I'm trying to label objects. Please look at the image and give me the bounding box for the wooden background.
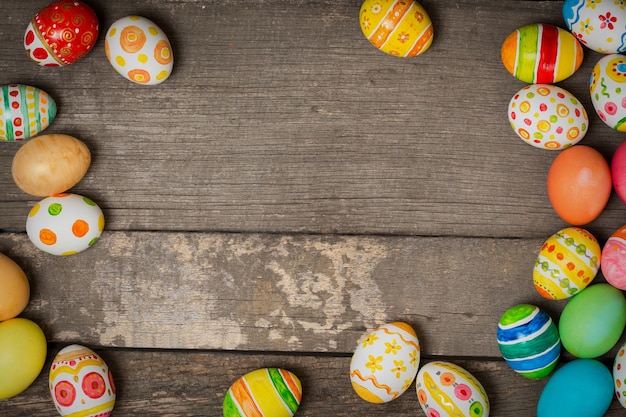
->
[1,0,626,415]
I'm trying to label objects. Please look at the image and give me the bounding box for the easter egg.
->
[12,134,91,197]
[563,0,626,53]
[24,0,99,67]
[559,283,626,358]
[359,0,434,57]
[0,253,30,321]
[590,53,626,130]
[49,345,116,417]
[497,304,560,379]
[105,16,174,85]
[416,361,490,417]
[0,84,57,141]
[0,318,47,399]
[614,341,626,408]
[537,359,613,417]
[613,140,626,205]
[508,84,588,150]
[533,227,600,300]
[223,368,302,417]
[501,23,583,84]
[26,193,104,256]
[349,321,420,403]
[602,224,626,290]
[546,145,611,226]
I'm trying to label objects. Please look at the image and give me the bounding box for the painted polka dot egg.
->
[0,84,56,141]
[501,23,583,84]
[24,0,99,67]
[416,361,490,417]
[497,304,560,379]
[563,0,626,54]
[105,16,174,85]
[508,84,588,150]
[350,321,420,403]
[359,0,434,57]
[533,227,600,300]
[223,368,302,417]
[26,193,104,256]
[49,344,115,417]
[590,53,626,131]
[613,341,626,408]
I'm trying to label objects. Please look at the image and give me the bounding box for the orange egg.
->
[547,145,611,225]
[0,253,30,321]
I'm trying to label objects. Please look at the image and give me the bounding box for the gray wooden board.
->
[1,0,626,239]
[1,348,624,416]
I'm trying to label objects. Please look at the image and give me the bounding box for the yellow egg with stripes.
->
[223,368,302,417]
[350,322,420,403]
[359,0,434,57]
[533,227,601,300]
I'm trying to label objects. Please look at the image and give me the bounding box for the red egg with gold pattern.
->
[24,0,99,67]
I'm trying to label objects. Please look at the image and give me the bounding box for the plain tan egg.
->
[0,253,29,321]
[11,134,91,196]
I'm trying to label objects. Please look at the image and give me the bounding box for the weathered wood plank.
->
[1,1,625,238]
[3,230,619,358]
[0,348,624,416]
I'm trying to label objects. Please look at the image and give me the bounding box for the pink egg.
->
[602,225,626,290]
[612,140,626,205]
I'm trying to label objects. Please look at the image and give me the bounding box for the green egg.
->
[559,283,626,358]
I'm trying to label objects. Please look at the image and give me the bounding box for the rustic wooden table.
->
[2,0,626,415]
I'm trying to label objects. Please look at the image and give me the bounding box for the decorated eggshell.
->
[559,283,626,358]
[613,140,626,205]
[416,361,489,417]
[508,84,588,150]
[546,145,612,226]
[0,84,56,141]
[501,23,583,84]
[602,224,626,290]
[350,322,420,403]
[533,227,600,300]
[24,0,99,67]
[614,341,626,408]
[563,0,626,54]
[26,193,104,256]
[223,368,302,417]
[590,53,626,130]
[359,0,434,57]
[105,16,174,85]
[538,359,613,417]
[49,344,115,417]
[497,304,560,379]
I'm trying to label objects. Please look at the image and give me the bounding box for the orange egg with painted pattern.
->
[105,16,173,85]
[359,0,434,57]
[26,193,104,256]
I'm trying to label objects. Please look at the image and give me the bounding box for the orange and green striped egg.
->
[501,23,583,84]
[223,368,302,417]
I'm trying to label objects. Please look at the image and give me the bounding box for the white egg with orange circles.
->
[105,16,174,85]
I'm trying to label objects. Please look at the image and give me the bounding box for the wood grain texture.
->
[1,0,625,239]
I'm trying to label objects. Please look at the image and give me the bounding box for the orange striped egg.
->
[359,0,434,57]
[350,322,420,403]
[26,193,104,256]
[533,227,601,300]
[223,368,302,417]
[501,23,583,84]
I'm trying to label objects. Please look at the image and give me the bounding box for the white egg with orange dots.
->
[359,0,433,57]
[105,16,174,85]
[49,344,116,417]
[26,193,104,256]
[0,253,30,321]
[350,321,420,403]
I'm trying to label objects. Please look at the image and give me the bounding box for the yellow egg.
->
[0,318,47,399]
[0,253,29,321]
[11,134,91,197]
[359,0,434,57]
